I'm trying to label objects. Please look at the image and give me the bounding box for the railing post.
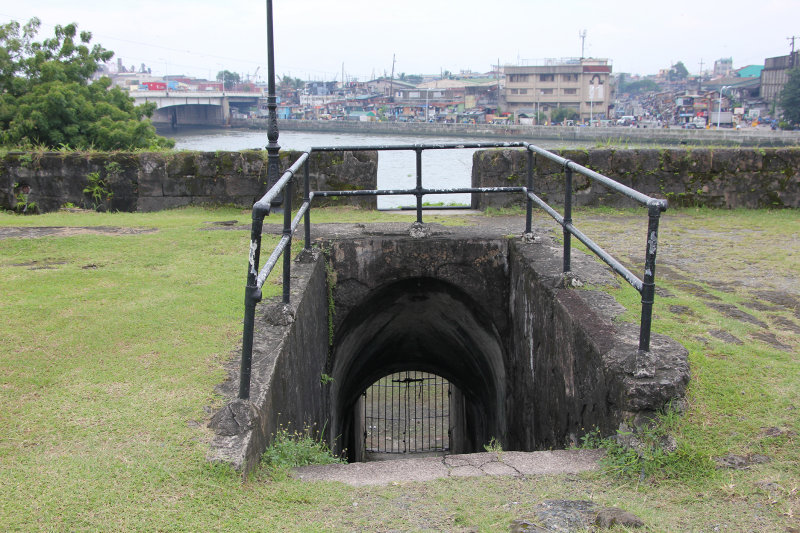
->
[415,148,423,224]
[525,149,534,233]
[239,211,265,400]
[303,157,311,250]
[638,202,665,353]
[282,177,293,304]
[563,163,573,273]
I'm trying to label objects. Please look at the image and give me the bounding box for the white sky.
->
[3,0,799,82]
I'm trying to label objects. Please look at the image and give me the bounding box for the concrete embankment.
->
[230,118,800,147]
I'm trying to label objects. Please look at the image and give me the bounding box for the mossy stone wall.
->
[1,150,377,213]
[472,147,800,209]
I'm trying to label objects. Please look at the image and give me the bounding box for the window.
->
[563,88,577,95]
[519,89,528,94]
[540,88,553,95]
[509,74,529,82]
[539,74,555,82]
[562,74,579,82]
[511,89,519,95]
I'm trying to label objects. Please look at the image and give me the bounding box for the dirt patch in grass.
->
[0,226,158,240]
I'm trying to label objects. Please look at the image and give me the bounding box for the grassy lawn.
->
[0,206,798,531]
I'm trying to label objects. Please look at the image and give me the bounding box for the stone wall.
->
[1,150,377,213]
[472,147,800,209]
[506,236,689,450]
[5,147,798,214]
[208,252,330,474]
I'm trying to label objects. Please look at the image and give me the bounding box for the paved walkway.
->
[292,449,603,486]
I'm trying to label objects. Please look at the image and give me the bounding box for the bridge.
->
[130,91,262,127]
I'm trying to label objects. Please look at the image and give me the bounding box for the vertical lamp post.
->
[425,87,430,122]
[265,0,281,207]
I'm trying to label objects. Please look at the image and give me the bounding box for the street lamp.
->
[425,87,431,122]
[717,85,730,128]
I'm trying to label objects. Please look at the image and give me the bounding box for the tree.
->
[668,61,688,81]
[280,75,304,90]
[623,79,660,95]
[550,107,579,124]
[216,70,240,90]
[0,18,173,150]
[779,67,800,125]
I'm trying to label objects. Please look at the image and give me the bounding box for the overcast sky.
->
[3,0,799,82]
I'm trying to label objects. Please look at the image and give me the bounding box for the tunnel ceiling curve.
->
[331,277,506,418]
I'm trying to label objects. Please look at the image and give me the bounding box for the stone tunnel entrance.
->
[329,276,506,462]
[208,224,689,473]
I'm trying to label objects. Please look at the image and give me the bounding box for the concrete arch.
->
[329,277,506,461]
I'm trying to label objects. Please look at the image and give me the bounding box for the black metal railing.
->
[238,141,667,399]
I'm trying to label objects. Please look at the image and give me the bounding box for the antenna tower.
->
[579,30,587,59]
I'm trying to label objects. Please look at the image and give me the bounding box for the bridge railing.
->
[238,142,667,399]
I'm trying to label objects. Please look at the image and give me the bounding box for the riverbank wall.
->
[231,118,800,148]
[2,147,798,213]
[1,150,376,214]
[471,147,800,210]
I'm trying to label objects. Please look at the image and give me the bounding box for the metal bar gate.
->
[363,371,450,455]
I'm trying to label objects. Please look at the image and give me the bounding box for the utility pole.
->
[579,29,587,59]
[698,58,704,77]
[789,36,798,67]
[389,53,396,103]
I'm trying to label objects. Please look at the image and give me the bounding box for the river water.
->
[165,127,585,209]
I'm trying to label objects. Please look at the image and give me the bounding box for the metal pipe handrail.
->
[254,151,309,215]
[524,143,667,210]
[238,141,668,399]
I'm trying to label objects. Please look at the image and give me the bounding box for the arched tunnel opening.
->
[329,277,507,463]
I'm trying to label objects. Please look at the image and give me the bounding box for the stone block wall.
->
[472,147,800,209]
[1,150,377,213]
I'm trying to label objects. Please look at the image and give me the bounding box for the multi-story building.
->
[501,58,612,122]
[714,58,733,78]
[760,51,799,104]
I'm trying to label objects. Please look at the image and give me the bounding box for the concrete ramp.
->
[292,449,604,486]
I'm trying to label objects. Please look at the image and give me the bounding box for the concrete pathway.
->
[292,449,603,486]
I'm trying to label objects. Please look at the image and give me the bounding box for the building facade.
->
[501,58,612,122]
[760,51,799,104]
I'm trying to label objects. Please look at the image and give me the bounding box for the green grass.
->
[1,205,799,531]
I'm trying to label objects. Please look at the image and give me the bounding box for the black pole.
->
[563,164,573,273]
[415,148,423,223]
[265,0,281,207]
[282,178,292,304]
[303,158,311,250]
[638,202,664,353]
[525,149,534,233]
[239,211,265,399]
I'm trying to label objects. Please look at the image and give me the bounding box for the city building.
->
[501,58,612,123]
[760,51,799,104]
[713,57,733,78]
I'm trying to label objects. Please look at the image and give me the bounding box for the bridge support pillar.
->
[221,97,230,126]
